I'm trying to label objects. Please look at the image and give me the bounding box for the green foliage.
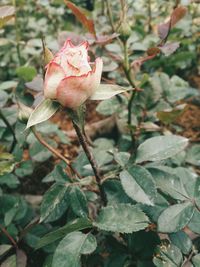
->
[120,165,157,205]
[153,242,183,267]
[136,135,189,163]
[94,204,149,233]
[52,231,97,267]
[40,183,70,222]
[36,218,92,249]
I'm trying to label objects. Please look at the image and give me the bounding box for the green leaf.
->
[16,66,37,82]
[36,218,92,249]
[80,233,97,254]
[153,242,183,267]
[69,186,88,217]
[158,202,194,233]
[94,204,149,233]
[0,81,17,90]
[136,135,188,163]
[186,144,200,167]
[52,232,96,267]
[169,231,192,255]
[102,180,133,204]
[114,152,130,167]
[30,140,52,162]
[90,84,132,100]
[0,152,14,176]
[188,209,200,234]
[96,97,122,116]
[192,254,200,267]
[15,160,33,178]
[0,161,15,176]
[42,164,69,183]
[120,166,157,205]
[1,254,16,267]
[0,245,12,256]
[26,99,60,128]
[0,91,8,108]
[40,183,69,222]
[0,173,20,189]
[148,167,189,200]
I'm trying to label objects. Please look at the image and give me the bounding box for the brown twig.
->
[0,224,18,248]
[31,127,82,180]
[72,120,107,206]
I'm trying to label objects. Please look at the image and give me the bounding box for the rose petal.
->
[56,57,103,109]
[44,62,65,99]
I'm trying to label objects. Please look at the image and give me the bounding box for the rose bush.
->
[44,39,103,109]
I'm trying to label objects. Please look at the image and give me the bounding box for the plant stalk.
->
[72,120,106,206]
[31,127,82,180]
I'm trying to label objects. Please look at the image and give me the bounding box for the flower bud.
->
[44,39,103,109]
[117,21,132,42]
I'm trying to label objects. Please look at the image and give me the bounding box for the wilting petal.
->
[44,62,65,99]
[56,57,103,109]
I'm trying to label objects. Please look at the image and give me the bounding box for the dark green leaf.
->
[52,231,96,267]
[169,231,192,254]
[188,209,200,234]
[148,167,189,200]
[69,186,88,217]
[153,242,183,267]
[186,145,200,167]
[158,202,194,233]
[94,204,149,233]
[120,166,157,205]
[192,254,200,267]
[36,218,92,249]
[40,183,69,222]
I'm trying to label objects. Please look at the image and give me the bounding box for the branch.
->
[31,127,82,180]
[72,120,107,206]
[0,224,18,249]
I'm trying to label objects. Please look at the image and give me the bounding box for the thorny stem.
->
[0,111,17,152]
[72,120,107,206]
[31,127,82,180]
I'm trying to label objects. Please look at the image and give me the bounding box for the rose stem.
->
[31,127,82,180]
[72,120,107,206]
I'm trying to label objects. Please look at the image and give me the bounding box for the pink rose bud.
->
[44,39,103,109]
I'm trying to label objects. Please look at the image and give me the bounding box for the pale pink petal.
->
[44,62,65,99]
[56,58,103,109]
